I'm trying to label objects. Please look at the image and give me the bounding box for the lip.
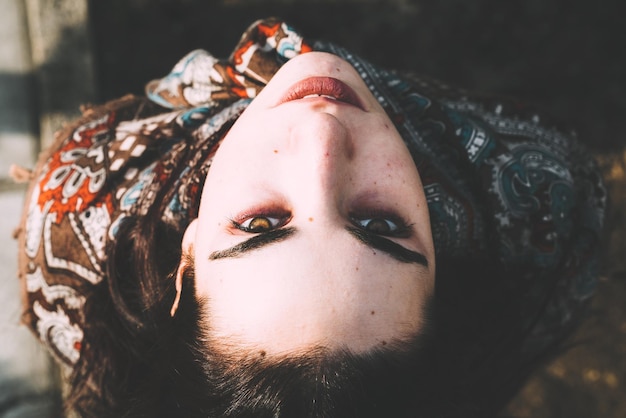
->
[276,77,365,110]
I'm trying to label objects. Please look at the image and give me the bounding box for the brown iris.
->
[364,218,392,234]
[247,217,272,232]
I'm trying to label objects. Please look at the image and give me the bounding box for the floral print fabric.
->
[17,18,605,368]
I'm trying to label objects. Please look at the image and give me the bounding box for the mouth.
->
[277,77,365,110]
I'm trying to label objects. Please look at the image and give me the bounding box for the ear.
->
[171,219,197,317]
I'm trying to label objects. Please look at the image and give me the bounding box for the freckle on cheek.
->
[371,310,375,315]
[381,340,387,346]
[273,149,278,154]
[308,217,314,222]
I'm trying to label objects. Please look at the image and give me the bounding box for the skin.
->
[177,52,435,357]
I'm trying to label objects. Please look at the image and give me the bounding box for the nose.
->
[287,111,355,195]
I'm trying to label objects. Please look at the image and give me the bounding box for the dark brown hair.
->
[60,107,586,418]
[63,204,574,417]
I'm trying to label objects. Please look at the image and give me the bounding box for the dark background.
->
[88,1,625,416]
[90,0,625,153]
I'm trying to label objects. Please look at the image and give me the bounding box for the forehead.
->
[200,294,435,362]
[193,231,429,356]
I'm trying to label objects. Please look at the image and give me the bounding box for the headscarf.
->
[16,18,606,368]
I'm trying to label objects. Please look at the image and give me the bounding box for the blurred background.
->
[1,0,624,416]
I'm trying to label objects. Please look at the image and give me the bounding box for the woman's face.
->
[182,52,435,357]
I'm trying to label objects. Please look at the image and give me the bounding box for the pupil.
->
[250,217,271,231]
[366,218,390,233]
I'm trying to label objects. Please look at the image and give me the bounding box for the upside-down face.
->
[180,52,435,357]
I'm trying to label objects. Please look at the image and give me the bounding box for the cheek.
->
[359,151,422,194]
[354,123,417,179]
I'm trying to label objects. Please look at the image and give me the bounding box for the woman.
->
[16,18,606,417]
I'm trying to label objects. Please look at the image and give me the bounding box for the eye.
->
[233,215,286,233]
[351,214,411,237]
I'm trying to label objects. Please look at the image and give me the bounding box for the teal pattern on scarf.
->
[18,18,605,368]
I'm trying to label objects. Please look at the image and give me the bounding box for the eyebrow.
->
[345,225,428,267]
[209,225,428,267]
[209,227,297,260]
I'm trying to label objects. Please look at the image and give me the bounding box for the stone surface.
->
[24,0,96,148]
[0,0,37,179]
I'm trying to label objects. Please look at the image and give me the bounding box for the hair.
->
[60,108,589,418]
[62,203,578,417]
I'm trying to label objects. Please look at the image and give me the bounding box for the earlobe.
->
[170,263,185,317]
[171,219,197,317]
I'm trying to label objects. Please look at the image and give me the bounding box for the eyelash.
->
[232,215,288,233]
[230,207,292,233]
[230,209,412,237]
[349,209,412,238]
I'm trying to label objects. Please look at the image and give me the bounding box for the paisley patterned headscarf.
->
[16,18,605,368]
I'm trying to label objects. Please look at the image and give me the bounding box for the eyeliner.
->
[346,225,428,266]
